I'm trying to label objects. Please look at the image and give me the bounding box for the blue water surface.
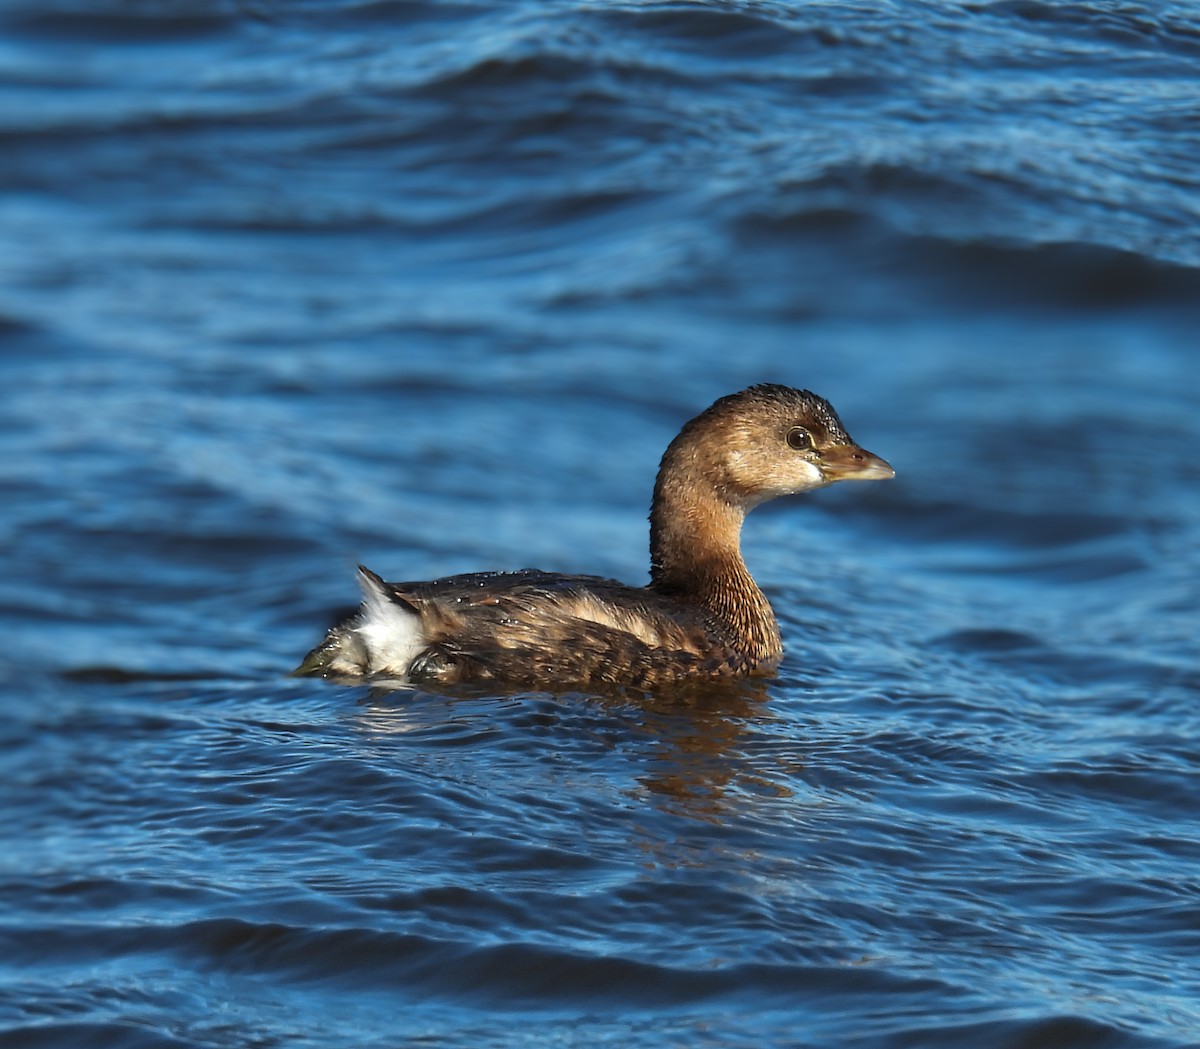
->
[1,2,1198,1047]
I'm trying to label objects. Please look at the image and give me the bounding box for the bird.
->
[297,384,893,689]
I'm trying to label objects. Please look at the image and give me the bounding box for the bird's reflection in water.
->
[350,675,795,825]
[610,677,794,822]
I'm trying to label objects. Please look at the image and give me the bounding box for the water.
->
[2,1,1199,1046]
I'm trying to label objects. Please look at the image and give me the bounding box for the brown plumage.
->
[297,384,893,689]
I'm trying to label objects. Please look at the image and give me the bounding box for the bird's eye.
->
[786,426,813,451]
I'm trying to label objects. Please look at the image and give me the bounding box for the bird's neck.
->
[648,470,782,668]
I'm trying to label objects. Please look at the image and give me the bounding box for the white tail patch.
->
[352,567,425,676]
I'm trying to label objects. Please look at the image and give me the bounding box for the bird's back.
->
[298,567,760,688]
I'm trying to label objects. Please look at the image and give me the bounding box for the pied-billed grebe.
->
[298,384,893,688]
